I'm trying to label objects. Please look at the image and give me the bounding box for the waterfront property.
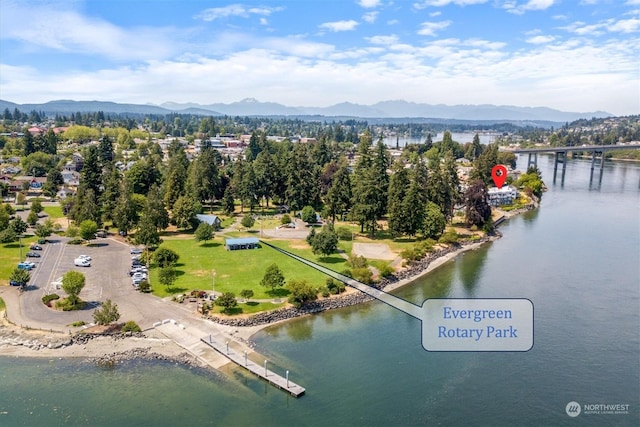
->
[488,186,518,206]
[225,237,260,250]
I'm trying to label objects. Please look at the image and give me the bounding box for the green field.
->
[43,205,64,219]
[149,236,350,298]
[0,235,37,285]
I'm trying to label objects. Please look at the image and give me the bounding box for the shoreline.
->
[0,209,527,363]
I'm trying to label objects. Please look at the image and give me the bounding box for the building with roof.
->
[225,237,260,250]
[488,186,518,206]
[196,214,222,230]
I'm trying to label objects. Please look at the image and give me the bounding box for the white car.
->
[51,277,63,290]
[78,255,92,261]
[74,258,91,267]
[130,247,143,254]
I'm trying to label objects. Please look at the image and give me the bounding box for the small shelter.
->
[225,237,259,250]
[196,214,222,230]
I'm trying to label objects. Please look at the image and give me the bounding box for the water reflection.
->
[284,317,313,341]
[458,246,490,297]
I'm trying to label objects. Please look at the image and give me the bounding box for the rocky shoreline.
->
[207,232,501,328]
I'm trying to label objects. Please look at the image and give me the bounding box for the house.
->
[225,237,260,250]
[57,187,75,199]
[61,170,80,187]
[196,214,222,230]
[488,186,518,206]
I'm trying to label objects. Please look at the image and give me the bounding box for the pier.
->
[201,335,306,398]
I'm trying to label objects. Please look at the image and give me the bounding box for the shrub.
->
[281,214,291,225]
[438,229,459,244]
[352,267,373,284]
[121,321,141,333]
[321,287,330,298]
[340,268,353,278]
[56,298,76,311]
[347,254,368,269]
[42,294,60,306]
[335,227,352,241]
[71,321,86,327]
[378,264,394,278]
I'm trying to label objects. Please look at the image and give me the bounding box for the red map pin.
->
[491,165,508,188]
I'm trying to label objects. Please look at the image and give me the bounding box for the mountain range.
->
[0,98,612,123]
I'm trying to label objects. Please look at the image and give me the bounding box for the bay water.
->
[1,155,638,426]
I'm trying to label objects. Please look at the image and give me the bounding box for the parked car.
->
[78,255,92,261]
[74,258,91,267]
[30,244,42,251]
[9,280,23,286]
[17,262,33,270]
[130,247,143,254]
[51,277,63,290]
[95,230,108,238]
[37,238,47,244]
[26,251,41,258]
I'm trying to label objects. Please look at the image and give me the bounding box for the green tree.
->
[239,289,254,300]
[422,201,447,239]
[113,180,139,234]
[135,216,161,248]
[387,161,410,237]
[325,162,352,221]
[62,270,85,306]
[92,299,120,325]
[240,214,255,229]
[194,221,215,244]
[30,199,43,215]
[311,225,338,258]
[34,223,52,241]
[285,143,321,211]
[464,180,492,228]
[153,247,180,268]
[79,219,98,242]
[222,187,235,215]
[260,263,285,291]
[10,268,30,286]
[144,184,169,231]
[171,195,201,230]
[0,228,17,243]
[26,210,39,226]
[301,205,316,224]
[286,280,317,308]
[163,146,189,210]
[9,216,28,235]
[186,146,220,205]
[158,265,177,289]
[22,152,56,176]
[42,168,64,198]
[215,292,238,314]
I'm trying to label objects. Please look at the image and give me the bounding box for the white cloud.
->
[357,0,382,7]
[503,0,557,15]
[366,35,400,45]
[195,4,282,21]
[417,21,452,36]
[363,11,379,23]
[609,18,640,33]
[413,0,488,8]
[0,1,176,61]
[561,17,640,36]
[526,35,555,44]
[319,20,359,32]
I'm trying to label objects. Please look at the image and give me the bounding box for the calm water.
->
[1,155,638,426]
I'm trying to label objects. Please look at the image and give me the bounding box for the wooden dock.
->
[201,335,306,398]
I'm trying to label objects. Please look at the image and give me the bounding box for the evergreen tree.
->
[145,184,170,231]
[464,180,492,228]
[325,163,352,222]
[285,144,320,211]
[387,161,410,237]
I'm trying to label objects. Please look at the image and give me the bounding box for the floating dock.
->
[201,335,305,398]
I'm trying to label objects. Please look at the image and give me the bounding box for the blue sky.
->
[1,0,638,115]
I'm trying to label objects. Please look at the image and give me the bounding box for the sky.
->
[0,0,639,115]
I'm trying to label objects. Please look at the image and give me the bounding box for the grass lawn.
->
[0,297,5,311]
[0,235,38,285]
[43,205,64,219]
[149,236,348,298]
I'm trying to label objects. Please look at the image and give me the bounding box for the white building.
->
[488,185,518,206]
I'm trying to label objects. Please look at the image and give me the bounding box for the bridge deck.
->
[513,144,640,154]
[201,335,306,398]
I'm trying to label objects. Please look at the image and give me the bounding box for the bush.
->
[340,268,353,278]
[347,254,368,269]
[71,321,86,327]
[321,287,330,298]
[121,321,141,333]
[281,214,291,225]
[438,229,459,244]
[42,294,60,306]
[378,264,394,278]
[352,267,373,284]
[56,298,76,311]
[335,227,352,241]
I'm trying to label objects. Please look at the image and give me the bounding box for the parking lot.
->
[18,235,137,326]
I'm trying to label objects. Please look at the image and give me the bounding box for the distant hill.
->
[0,98,612,123]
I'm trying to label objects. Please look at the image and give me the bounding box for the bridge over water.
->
[512,144,640,183]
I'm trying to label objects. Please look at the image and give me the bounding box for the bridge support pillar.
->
[527,153,538,169]
[553,151,567,184]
